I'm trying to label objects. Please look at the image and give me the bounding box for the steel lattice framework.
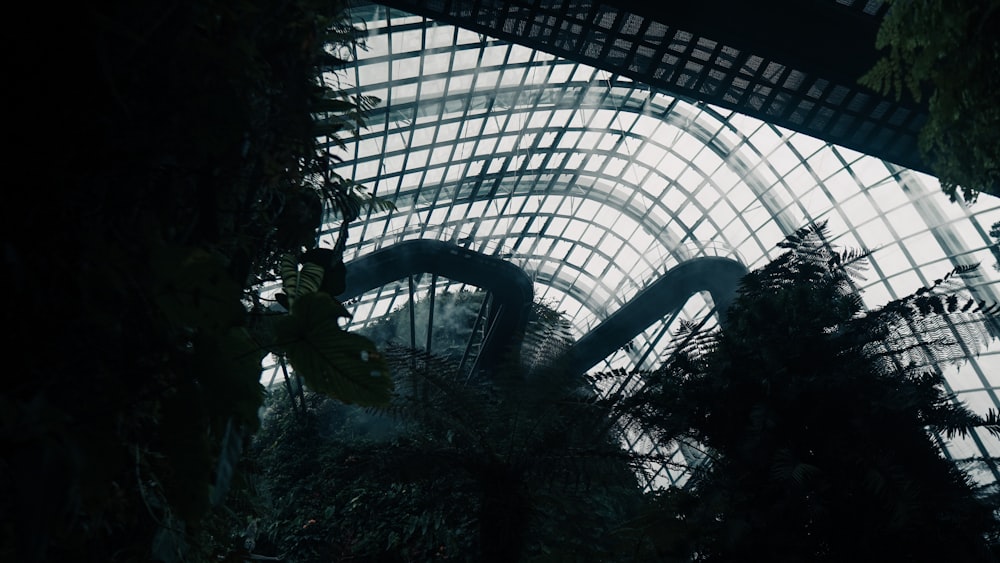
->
[372,0,929,174]
[260,3,1000,488]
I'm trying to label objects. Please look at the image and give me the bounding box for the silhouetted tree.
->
[2,1,388,560]
[236,301,649,562]
[618,222,1000,561]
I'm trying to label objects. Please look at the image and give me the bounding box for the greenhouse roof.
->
[264,2,1000,488]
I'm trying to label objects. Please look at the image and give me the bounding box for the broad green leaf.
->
[195,328,266,431]
[273,292,392,406]
[151,246,244,332]
[280,254,325,305]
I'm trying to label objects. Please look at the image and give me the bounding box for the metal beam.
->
[367,0,928,174]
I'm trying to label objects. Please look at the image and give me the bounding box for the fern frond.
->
[777,221,829,250]
[977,409,1000,439]
[521,309,575,379]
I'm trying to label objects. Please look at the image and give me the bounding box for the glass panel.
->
[328,7,1000,490]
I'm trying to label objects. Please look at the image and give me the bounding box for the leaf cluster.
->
[861,0,1000,201]
[2,0,384,561]
[612,222,1000,561]
[366,326,646,561]
[233,300,651,562]
[217,391,477,562]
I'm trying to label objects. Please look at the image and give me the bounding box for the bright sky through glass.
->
[261,4,1000,488]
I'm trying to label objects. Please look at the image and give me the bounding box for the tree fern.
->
[609,223,1000,561]
[321,308,647,561]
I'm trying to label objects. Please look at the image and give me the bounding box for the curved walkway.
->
[342,240,747,376]
[566,256,748,375]
[340,239,535,368]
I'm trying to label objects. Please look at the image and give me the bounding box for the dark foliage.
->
[2,1,383,560]
[231,301,651,562]
[616,222,1000,561]
[863,0,1000,201]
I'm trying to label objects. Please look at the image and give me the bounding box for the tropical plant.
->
[233,299,651,562]
[220,386,479,562]
[861,0,1000,202]
[2,1,391,561]
[612,222,1000,561]
[991,221,1000,271]
[266,252,392,407]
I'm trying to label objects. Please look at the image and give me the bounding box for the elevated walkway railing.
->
[348,224,743,332]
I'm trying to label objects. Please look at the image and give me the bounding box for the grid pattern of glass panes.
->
[257,4,1000,488]
[374,0,928,174]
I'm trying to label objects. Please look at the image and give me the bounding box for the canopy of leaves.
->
[224,303,652,562]
[862,0,1000,201]
[617,223,1000,561]
[2,0,381,560]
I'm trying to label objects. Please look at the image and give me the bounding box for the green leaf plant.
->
[861,0,1000,202]
[268,254,392,406]
[2,0,393,560]
[611,222,1000,561]
[229,298,648,562]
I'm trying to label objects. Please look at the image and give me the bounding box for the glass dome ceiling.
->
[265,4,1000,488]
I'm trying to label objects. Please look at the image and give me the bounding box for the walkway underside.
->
[567,256,747,374]
[340,239,535,370]
[342,241,746,376]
